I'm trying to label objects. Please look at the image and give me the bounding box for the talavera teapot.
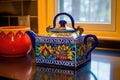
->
[26,12,98,68]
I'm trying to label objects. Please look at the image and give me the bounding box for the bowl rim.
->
[0,26,30,30]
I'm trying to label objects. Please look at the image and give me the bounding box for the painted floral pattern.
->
[77,41,92,57]
[38,44,53,58]
[78,44,86,56]
[55,45,73,60]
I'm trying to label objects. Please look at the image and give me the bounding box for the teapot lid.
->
[46,13,84,35]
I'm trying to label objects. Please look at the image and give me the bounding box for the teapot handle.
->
[53,12,77,31]
[26,30,37,49]
[52,12,77,31]
[84,34,98,58]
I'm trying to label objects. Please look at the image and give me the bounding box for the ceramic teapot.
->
[26,13,98,68]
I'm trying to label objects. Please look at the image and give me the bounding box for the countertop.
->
[0,49,120,80]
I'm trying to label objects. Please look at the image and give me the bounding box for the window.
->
[56,0,115,31]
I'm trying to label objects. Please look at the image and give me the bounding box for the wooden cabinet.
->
[0,0,38,33]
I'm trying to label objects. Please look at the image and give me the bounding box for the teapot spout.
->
[26,30,37,49]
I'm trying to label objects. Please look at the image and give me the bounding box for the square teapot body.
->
[35,35,94,69]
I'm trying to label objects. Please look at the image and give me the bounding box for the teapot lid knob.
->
[59,20,67,28]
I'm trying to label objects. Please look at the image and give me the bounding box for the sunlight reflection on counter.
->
[90,60,110,80]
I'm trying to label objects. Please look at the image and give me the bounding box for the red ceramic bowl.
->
[0,26,32,57]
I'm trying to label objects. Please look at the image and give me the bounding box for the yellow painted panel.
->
[38,0,47,35]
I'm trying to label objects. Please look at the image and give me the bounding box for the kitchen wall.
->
[0,0,38,33]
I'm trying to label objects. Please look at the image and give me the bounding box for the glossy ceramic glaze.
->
[0,26,32,57]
